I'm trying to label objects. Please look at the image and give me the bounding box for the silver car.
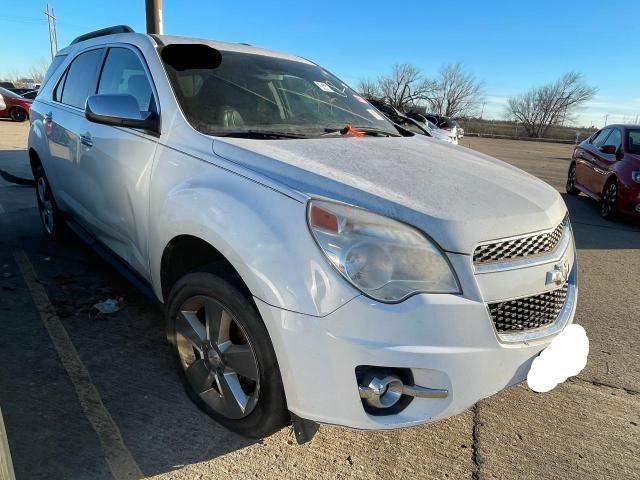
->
[28,27,584,443]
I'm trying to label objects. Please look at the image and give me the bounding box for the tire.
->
[600,179,618,220]
[566,163,580,195]
[166,269,289,438]
[34,164,66,240]
[10,107,27,122]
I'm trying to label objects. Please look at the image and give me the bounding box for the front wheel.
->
[166,270,289,438]
[566,163,580,195]
[600,180,618,220]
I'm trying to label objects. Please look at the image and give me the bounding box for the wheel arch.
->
[9,106,28,121]
[28,147,42,176]
[160,234,252,302]
[604,172,618,188]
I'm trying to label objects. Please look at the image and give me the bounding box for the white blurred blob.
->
[527,324,589,393]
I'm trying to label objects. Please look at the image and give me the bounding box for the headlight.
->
[632,171,640,184]
[307,200,461,302]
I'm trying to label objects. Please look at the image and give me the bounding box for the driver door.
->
[592,127,622,195]
[77,45,160,277]
[577,128,611,194]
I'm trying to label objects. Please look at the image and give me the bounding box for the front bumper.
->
[619,181,640,217]
[255,260,577,430]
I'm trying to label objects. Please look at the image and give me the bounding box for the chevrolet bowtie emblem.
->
[546,261,570,286]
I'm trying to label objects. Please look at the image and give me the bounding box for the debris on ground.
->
[91,297,124,315]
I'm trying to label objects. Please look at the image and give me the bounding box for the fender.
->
[148,144,359,317]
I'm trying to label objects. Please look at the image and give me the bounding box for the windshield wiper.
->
[321,126,401,137]
[215,130,310,139]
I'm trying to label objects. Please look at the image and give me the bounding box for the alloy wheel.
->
[601,182,617,218]
[10,108,26,122]
[175,295,260,420]
[37,177,55,235]
[567,165,576,191]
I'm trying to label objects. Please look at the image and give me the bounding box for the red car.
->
[567,124,640,219]
[0,86,32,122]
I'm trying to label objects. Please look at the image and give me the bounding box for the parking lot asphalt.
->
[0,120,638,480]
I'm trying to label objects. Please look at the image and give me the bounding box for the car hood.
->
[212,135,566,254]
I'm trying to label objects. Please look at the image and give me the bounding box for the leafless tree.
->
[27,60,50,84]
[373,64,434,111]
[506,72,597,138]
[356,78,381,101]
[426,63,484,118]
[3,60,50,88]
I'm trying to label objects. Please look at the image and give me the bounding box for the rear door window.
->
[628,130,640,154]
[41,54,68,89]
[60,48,104,109]
[97,47,156,113]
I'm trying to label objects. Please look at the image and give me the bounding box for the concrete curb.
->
[0,407,16,480]
[464,132,577,145]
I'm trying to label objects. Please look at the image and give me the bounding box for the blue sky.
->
[1,0,638,127]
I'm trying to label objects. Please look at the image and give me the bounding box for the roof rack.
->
[71,25,134,45]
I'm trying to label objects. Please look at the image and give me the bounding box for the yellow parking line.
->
[0,407,16,480]
[13,251,143,480]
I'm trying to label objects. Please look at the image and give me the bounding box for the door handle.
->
[80,134,93,148]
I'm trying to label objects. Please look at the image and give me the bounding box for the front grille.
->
[488,284,569,332]
[473,216,568,265]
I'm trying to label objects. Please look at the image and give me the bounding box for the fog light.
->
[359,372,404,409]
[357,366,449,415]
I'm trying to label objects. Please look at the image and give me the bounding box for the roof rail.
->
[71,25,134,45]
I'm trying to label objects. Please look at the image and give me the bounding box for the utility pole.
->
[145,0,163,34]
[44,4,58,60]
[480,102,485,120]
[603,114,609,127]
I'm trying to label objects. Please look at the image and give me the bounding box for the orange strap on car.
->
[341,124,365,137]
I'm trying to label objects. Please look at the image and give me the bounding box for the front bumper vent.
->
[488,284,569,332]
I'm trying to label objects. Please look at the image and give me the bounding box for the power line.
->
[44,4,58,61]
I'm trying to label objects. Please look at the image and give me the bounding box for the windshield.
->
[628,129,640,154]
[163,48,397,138]
[0,86,21,100]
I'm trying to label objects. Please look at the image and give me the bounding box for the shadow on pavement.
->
[0,150,32,182]
[0,191,258,479]
[561,193,640,251]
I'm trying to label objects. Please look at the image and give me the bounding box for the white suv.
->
[28,27,580,442]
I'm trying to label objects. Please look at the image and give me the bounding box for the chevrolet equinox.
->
[28,26,583,442]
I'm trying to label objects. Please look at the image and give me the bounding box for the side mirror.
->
[599,145,617,155]
[85,94,159,132]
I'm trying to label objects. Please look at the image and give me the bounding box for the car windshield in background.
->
[162,48,398,138]
[0,86,22,99]
[628,129,640,154]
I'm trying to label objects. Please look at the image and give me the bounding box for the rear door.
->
[75,45,160,277]
[46,47,105,216]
